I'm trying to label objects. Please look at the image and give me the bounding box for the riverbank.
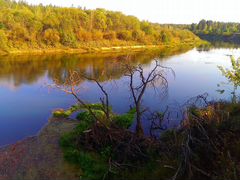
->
[0,41,205,56]
[197,33,240,45]
[0,101,240,180]
[0,45,157,56]
[60,102,240,180]
[0,118,80,180]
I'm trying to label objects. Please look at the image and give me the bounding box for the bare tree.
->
[81,75,111,121]
[124,60,171,136]
[48,71,111,125]
[49,60,171,137]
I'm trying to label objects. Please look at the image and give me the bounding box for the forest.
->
[188,19,240,44]
[190,19,240,35]
[0,0,201,53]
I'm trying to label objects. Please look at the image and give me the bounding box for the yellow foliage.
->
[43,29,60,45]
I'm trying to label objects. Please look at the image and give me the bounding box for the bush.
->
[0,30,8,51]
[117,30,132,41]
[77,29,92,42]
[60,30,77,47]
[91,30,103,41]
[161,31,170,43]
[103,31,116,40]
[113,108,136,128]
[43,28,60,45]
[132,30,145,41]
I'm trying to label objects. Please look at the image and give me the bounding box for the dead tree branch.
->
[124,60,173,136]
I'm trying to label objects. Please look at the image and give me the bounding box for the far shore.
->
[0,43,201,56]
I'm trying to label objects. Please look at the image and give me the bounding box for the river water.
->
[0,47,240,146]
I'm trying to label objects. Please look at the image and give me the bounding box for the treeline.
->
[0,0,200,52]
[190,19,240,35]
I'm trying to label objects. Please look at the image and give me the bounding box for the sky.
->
[22,0,240,24]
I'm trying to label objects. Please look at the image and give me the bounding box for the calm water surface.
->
[0,47,240,146]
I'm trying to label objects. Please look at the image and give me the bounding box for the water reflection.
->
[1,45,238,146]
[0,46,193,88]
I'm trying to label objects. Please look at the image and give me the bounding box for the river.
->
[0,46,240,146]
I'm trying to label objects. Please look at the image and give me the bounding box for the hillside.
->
[0,0,201,54]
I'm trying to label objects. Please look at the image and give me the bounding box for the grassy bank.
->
[57,101,240,180]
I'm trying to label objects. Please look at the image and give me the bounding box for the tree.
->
[161,31,170,43]
[91,30,103,41]
[141,21,153,35]
[103,31,116,40]
[132,29,145,42]
[43,28,60,45]
[218,56,240,103]
[77,29,92,41]
[124,60,169,136]
[0,0,199,50]
[117,30,132,41]
[0,29,8,51]
[49,71,111,124]
[198,19,207,32]
[93,9,107,31]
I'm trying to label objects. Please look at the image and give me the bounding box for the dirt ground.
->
[0,118,81,180]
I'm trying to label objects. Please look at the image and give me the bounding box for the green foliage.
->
[58,102,240,179]
[53,109,72,118]
[59,105,149,179]
[190,19,240,35]
[218,56,240,87]
[60,107,109,180]
[78,103,109,112]
[100,146,112,159]
[161,31,170,43]
[52,104,81,118]
[0,29,8,51]
[52,103,106,119]
[218,56,240,103]
[0,0,200,52]
[64,149,108,180]
[43,28,60,45]
[113,108,136,128]
[0,22,5,29]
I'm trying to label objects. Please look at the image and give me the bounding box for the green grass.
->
[59,102,240,180]
[113,108,136,128]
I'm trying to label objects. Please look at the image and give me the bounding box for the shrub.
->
[103,31,116,40]
[132,30,145,41]
[60,30,77,47]
[43,28,60,45]
[91,30,103,41]
[0,30,8,51]
[77,29,92,42]
[113,108,136,128]
[117,30,132,41]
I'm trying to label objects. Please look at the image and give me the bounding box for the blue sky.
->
[22,0,240,24]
